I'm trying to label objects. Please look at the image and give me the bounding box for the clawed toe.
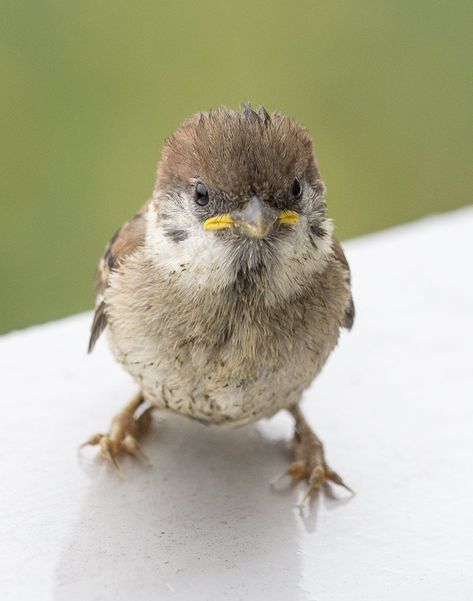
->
[296,464,353,507]
[80,394,153,475]
[82,431,151,473]
[80,431,150,475]
[121,433,152,466]
[272,458,353,506]
[270,460,305,487]
[324,467,354,494]
[272,405,354,506]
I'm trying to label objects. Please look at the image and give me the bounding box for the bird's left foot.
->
[272,405,353,506]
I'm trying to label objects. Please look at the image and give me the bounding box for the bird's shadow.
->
[55,413,348,601]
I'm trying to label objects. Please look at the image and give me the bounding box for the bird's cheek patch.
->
[163,229,189,243]
[203,215,234,231]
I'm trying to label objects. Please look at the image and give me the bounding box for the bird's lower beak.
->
[232,196,279,239]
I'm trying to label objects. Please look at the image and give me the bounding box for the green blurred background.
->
[1,1,471,334]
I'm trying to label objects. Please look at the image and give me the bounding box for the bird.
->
[83,104,355,503]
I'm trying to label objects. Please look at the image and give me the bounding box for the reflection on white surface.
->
[1,208,472,600]
[58,416,308,600]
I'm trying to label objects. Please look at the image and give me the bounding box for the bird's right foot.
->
[80,392,153,475]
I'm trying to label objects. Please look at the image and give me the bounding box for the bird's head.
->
[146,105,334,297]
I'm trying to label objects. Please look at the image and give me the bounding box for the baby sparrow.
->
[84,104,355,502]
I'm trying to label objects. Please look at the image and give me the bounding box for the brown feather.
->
[88,300,107,353]
[88,202,149,352]
[331,237,355,329]
[156,106,320,203]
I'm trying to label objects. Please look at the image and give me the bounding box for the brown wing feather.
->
[332,237,355,330]
[88,202,149,352]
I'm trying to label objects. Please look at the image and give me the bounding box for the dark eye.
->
[292,178,302,199]
[195,182,209,206]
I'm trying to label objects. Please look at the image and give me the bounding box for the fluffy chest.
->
[130,350,313,427]
[108,320,333,427]
[106,278,338,425]
[105,250,345,426]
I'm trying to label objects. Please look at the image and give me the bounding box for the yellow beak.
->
[278,210,300,225]
[203,215,235,231]
[203,209,299,232]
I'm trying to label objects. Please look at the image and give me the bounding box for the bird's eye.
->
[292,178,302,199]
[195,182,209,206]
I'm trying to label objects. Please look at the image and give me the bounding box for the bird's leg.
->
[80,392,153,475]
[274,404,353,505]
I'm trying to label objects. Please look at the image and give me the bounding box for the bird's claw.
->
[80,397,153,476]
[80,431,151,476]
[296,463,354,507]
[272,459,352,506]
[272,406,354,506]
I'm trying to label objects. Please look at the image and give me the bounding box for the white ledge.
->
[1,208,472,600]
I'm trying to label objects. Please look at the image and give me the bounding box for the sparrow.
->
[84,104,355,503]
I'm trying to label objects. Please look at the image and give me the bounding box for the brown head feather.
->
[156,106,321,208]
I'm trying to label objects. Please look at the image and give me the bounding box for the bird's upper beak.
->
[233,196,279,238]
[203,196,299,238]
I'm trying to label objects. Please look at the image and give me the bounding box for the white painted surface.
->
[1,208,472,601]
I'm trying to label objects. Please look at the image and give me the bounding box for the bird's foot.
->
[80,393,153,476]
[287,438,353,507]
[272,405,353,506]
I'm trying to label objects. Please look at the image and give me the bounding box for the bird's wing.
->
[332,237,355,330]
[88,202,149,353]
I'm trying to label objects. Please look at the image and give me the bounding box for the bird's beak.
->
[203,196,300,238]
[232,196,279,238]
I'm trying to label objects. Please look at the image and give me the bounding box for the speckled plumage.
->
[86,105,354,495]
